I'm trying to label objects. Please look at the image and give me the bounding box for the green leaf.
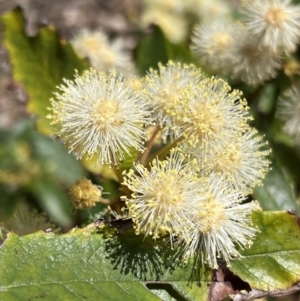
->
[1,8,89,135]
[253,158,297,211]
[136,26,194,75]
[256,82,277,114]
[0,228,211,301]
[0,119,85,226]
[136,26,169,75]
[118,147,140,173]
[230,211,300,290]
[29,131,86,184]
[165,40,195,65]
[271,140,300,184]
[29,179,73,228]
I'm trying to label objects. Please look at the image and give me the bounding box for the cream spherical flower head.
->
[71,28,135,75]
[241,0,300,54]
[277,85,300,141]
[71,28,108,58]
[189,128,271,195]
[99,38,135,75]
[50,69,151,165]
[122,151,203,243]
[142,61,204,142]
[141,7,188,44]
[170,76,251,151]
[230,41,281,85]
[182,178,260,269]
[190,18,243,72]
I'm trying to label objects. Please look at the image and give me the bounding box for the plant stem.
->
[98,197,110,205]
[111,164,124,183]
[139,125,161,165]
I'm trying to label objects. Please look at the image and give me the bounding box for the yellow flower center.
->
[151,172,184,206]
[198,197,227,233]
[193,102,224,136]
[265,7,287,27]
[158,83,182,110]
[214,145,242,175]
[93,99,124,128]
[212,32,233,52]
[85,38,102,52]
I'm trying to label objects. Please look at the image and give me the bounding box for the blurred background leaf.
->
[1,7,89,135]
[0,119,86,229]
[253,158,298,211]
[136,26,195,75]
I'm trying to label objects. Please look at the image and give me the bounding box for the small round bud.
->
[69,178,102,210]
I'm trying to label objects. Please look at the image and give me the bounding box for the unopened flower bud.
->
[69,178,102,210]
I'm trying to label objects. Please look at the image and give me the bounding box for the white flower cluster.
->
[191,0,300,85]
[71,28,135,76]
[122,150,261,268]
[141,62,270,193]
[50,62,270,269]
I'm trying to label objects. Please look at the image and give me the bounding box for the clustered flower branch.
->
[49,59,271,269]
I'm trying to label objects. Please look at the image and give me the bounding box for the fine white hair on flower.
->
[49,68,151,165]
[71,28,135,75]
[142,61,205,143]
[121,150,203,244]
[241,0,300,54]
[169,76,251,151]
[190,18,244,73]
[191,128,271,195]
[210,130,271,195]
[277,85,300,141]
[181,178,260,269]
